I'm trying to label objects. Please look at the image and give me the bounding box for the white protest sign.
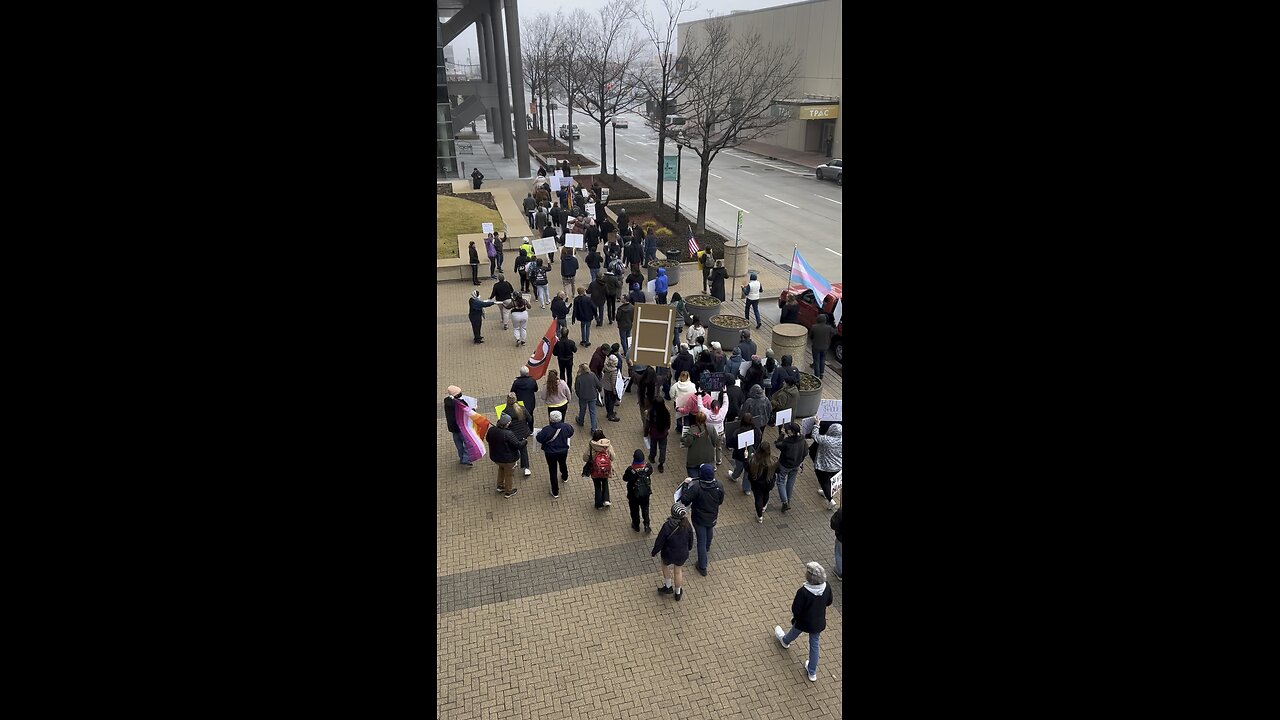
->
[647,279,658,296]
[481,222,494,234]
[581,189,589,198]
[601,188,610,201]
[774,408,793,427]
[565,233,584,248]
[532,237,557,256]
[831,299,843,327]
[737,429,755,449]
[549,175,561,191]
[615,372,625,399]
[554,169,563,178]
[816,399,842,421]
[829,470,842,497]
[585,202,596,217]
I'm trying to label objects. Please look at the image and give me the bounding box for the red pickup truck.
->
[778,282,843,364]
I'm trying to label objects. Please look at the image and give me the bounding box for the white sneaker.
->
[603,501,611,507]
[805,660,817,682]
[774,626,790,649]
[757,516,763,523]
[524,468,532,476]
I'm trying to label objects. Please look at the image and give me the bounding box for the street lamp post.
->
[550,102,558,148]
[612,121,617,178]
[675,142,682,221]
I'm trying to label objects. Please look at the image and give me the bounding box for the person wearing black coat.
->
[501,396,534,478]
[585,248,603,283]
[560,250,580,300]
[774,422,806,513]
[709,260,728,301]
[677,463,724,576]
[651,503,693,601]
[444,386,474,466]
[587,278,608,327]
[743,359,768,399]
[625,237,644,267]
[725,382,744,423]
[585,224,600,253]
[468,241,481,285]
[552,328,577,386]
[831,506,843,580]
[727,411,763,490]
[779,295,801,325]
[670,346,694,381]
[623,449,654,533]
[550,292,570,339]
[572,287,597,346]
[467,290,495,343]
[488,415,526,498]
[773,562,834,681]
[509,368,539,432]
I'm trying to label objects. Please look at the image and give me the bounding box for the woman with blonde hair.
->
[541,369,571,423]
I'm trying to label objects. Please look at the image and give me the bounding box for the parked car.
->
[816,159,842,185]
[612,117,628,128]
[558,124,581,140]
[778,282,843,364]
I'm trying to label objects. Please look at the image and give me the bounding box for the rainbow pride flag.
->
[455,401,491,461]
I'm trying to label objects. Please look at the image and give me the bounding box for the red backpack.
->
[591,449,613,477]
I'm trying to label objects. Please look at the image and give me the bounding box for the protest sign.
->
[774,408,793,426]
[532,237,557,256]
[481,222,494,234]
[737,429,755,449]
[816,399,842,421]
[565,233,584,248]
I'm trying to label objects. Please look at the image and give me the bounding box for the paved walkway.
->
[437,268,844,719]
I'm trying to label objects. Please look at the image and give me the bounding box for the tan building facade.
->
[679,0,843,159]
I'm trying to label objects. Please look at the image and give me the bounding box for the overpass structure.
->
[437,0,531,179]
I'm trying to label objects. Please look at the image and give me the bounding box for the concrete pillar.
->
[475,20,490,136]
[504,0,531,177]
[481,12,499,144]
[489,0,515,159]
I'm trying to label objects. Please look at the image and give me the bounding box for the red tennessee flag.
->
[527,320,559,380]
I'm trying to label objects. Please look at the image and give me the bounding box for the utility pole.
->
[675,142,682,221]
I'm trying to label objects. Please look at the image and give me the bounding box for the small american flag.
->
[687,228,700,258]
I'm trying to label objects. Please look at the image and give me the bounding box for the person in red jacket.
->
[773,562,834,682]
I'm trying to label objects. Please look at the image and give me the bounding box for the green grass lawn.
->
[438,195,504,259]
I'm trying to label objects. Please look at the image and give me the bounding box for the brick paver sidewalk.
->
[437,267,844,719]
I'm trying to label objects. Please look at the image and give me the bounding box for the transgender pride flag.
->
[455,401,491,461]
[789,248,834,304]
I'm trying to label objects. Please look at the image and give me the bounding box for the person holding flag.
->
[525,319,560,382]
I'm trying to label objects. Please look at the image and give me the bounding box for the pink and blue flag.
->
[789,248,834,303]
[454,401,491,461]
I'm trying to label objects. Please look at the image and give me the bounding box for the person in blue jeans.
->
[774,562,834,682]
[676,463,724,576]
[808,313,836,380]
[443,385,473,465]
[573,363,600,432]
[572,286,596,346]
[773,421,806,513]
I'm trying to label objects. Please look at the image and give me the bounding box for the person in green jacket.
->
[680,410,717,478]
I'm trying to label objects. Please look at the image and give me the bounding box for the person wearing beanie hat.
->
[773,561,834,682]
[764,348,778,375]
[651,502,694,601]
[535,409,575,498]
[676,459,724,576]
[623,449,654,533]
[443,385,473,466]
[487,413,526,498]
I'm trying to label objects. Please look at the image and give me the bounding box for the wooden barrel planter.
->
[724,240,750,278]
[683,294,722,324]
[795,371,822,418]
[645,259,680,286]
[771,323,808,364]
[708,314,750,351]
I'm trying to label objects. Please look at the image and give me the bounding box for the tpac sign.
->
[800,104,840,120]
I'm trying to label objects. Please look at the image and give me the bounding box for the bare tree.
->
[570,1,648,178]
[521,11,565,142]
[674,17,800,235]
[551,9,593,160]
[631,0,699,208]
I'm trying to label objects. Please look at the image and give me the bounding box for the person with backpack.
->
[774,421,807,514]
[623,450,654,533]
[742,384,771,436]
[651,503,693,601]
[677,462,724,576]
[487,414,526,499]
[516,247,531,293]
[531,258,551,308]
[574,362,601,432]
[552,327,577,386]
[582,428,617,509]
[773,562,834,683]
[535,410,574,499]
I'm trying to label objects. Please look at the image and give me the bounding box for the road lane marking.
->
[825,248,843,256]
[764,194,800,209]
[624,154,639,161]
[814,194,842,204]
[718,199,750,213]
[742,170,759,176]
[709,172,722,179]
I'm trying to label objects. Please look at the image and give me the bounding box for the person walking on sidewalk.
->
[572,287,596,347]
[769,376,799,440]
[809,313,836,379]
[773,562,834,682]
[509,292,531,346]
[774,421,806,513]
[651,503,693,601]
[523,193,537,228]
[811,423,842,510]
[616,295,634,361]
[749,442,778,522]
[467,290,494,344]
[647,399,671,474]
[709,259,728,301]
[535,411,574,498]
[654,267,669,304]
[705,388,728,467]
[501,393,534,479]
[585,247,603,284]
[509,367,538,432]
[742,271,763,328]
[602,268,621,324]
[560,248,579,300]
[582,429,617,509]
[623,449,653,533]
[552,327,577,386]
[531,258,551,308]
[487,414,526,499]
[602,354,621,422]
[468,240,481,285]
[444,385,473,467]
[574,362,601,432]
[728,411,762,492]
[488,274,515,331]
[484,234,498,279]
[541,369,571,423]
[677,463,724,577]
[550,291,569,339]
[830,502,843,580]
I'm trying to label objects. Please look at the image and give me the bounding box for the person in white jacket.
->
[703,388,729,466]
[811,423,843,510]
[670,371,698,434]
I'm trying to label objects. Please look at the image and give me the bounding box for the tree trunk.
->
[697,157,711,236]
[600,122,608,175]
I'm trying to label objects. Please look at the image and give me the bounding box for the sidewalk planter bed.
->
[645,259,681,286]
[615,200,731,256]
[575,173,651,201]
[795,371,822,418]
[707,314,749,350]
[683,294,722,323]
